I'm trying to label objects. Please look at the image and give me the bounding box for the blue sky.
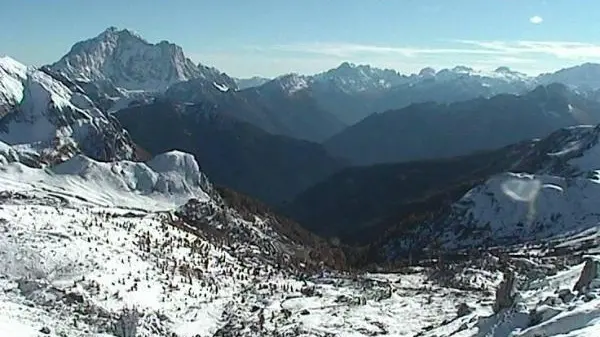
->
[2,0,600,77]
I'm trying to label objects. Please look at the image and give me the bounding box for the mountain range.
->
[5,25,600,215]
[43,27,600,137]
[4,26,600,336]
[5,26,600,236]
[325,83,600,165]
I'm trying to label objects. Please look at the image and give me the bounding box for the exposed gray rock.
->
[529,305,562,327]
[17,279,45,296]
[558,288,575,303]
[493,270,517,313]
[300,285,317,297]
[573,257,599,293]
[541,296,561,306]
[112,308,139,337]
[456,303,475,317]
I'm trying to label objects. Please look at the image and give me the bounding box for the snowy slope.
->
[0,57,136,163]
[1,148,600,336]
[0,197,487,337]
[538,63,600,90]
[420,252,600,337]
[0,150,209,211]
[439,172,600,249]
[50,27,236,93]
[2,190,599,336]
[391,125,600,252]
[0,56,28,115]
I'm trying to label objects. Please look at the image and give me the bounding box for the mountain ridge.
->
[115,99,347,205]
[324,83,600,165]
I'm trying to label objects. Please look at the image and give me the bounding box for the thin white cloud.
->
[264,40,600,61]
[529,15,543,24]
[268,42,502,58]
[456,40,600,59]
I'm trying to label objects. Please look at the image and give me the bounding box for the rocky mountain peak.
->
[313,62,406,93]
[418,67,437,77]
[49,27,231,92]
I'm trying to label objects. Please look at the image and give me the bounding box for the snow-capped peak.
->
[0,56,28,78]
[49,27,233,92]
[451,65,475,74]
[538,63,600,90]
[490,66,531,81]
[272,73,311,95]
[313,62,407,93]
[100,26,145,42]
[0,56,28,111]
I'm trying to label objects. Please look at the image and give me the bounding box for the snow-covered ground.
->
[2,187,600,336]
[0,151,600,336]
[0,196,494,337]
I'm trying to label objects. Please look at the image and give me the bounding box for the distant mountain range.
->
[165,73,346,142]
[234,76,270,90]
[42,27,600,136]
[325,83,600,165]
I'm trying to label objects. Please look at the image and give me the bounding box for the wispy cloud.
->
[529,15,543,24]
[263,40,600,60]
[456,40,600,59]
[268,42,502,58]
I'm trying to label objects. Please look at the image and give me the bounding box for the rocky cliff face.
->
[0,56,137,165]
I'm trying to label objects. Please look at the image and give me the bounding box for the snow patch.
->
[212,82,229,92]
[0,151,209,211]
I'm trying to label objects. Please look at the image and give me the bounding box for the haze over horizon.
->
[2,0,600,77]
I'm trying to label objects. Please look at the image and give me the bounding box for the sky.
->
[2,0,600,78]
